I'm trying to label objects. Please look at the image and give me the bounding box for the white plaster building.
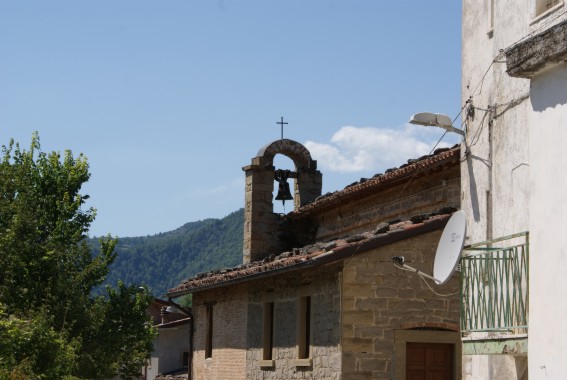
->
[146,319,191,380]
[461,1,567,378]
[142,299,191,380]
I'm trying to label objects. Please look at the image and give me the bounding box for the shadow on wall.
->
[466,154,486,223]
[531,62,567,112]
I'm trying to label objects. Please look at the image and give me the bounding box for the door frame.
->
[394,329,461,380]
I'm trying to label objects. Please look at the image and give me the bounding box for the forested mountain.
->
[92,209,244,297]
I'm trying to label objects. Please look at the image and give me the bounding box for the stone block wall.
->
[243,160,281,263]
[245,264,342,380]
[341,230,461,380]
[294,169,323,209]
[313,167,460,242]
[192,284,249,380]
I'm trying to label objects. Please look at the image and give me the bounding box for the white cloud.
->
[305,124,454,173]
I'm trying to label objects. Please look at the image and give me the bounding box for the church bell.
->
[274,169,293,205]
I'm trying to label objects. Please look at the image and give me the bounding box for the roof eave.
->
[166,214,451,297]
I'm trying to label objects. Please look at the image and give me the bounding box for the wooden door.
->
[406,342,453,380]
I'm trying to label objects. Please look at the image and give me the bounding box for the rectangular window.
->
[488,0,494,33]
[262,302,274,360]
[205,304,213,358]
[535,0,562,16]
[297,296,311,359]
[182,351,189,367]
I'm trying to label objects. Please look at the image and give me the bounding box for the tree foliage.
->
[0,134,155,379]
[0,305,78,380]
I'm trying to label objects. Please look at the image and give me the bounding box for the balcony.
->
[506,19,567,78]
[460,232,529,354]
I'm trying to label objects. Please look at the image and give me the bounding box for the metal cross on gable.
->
[276,116,288,140]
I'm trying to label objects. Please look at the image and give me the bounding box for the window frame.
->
[262,302,275,362]
[533,0,564,21]
[293,296,312,367]
[487,0,494,37]
[205,303,213,359]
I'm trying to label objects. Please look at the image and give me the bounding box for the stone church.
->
[167,139,462,380]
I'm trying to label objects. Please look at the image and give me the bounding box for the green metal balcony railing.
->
[460,232,529,336]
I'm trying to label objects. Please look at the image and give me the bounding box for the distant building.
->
[143,298,191,380]
[168,140,462,379]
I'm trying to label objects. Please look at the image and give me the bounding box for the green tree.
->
[0,305,78,380]
[0,134,155,379]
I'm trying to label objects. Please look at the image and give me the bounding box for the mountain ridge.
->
[93,208,244,296]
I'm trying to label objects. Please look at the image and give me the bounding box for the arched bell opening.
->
[242,139,323,264]
[273,154,296,215]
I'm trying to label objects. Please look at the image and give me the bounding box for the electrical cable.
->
[393,262,459,297]
[418,273,460,297]
[394,129,449,201]
[465,9,566,117]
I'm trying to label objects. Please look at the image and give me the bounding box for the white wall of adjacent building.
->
[144,324,191,380]
[529,62,567,379]
[462,0,567,378]
[461,0,532,245]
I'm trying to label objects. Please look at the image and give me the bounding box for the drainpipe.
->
[487,107,494,241]
[168,297,194,380]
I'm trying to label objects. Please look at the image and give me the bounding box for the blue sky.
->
[0,1,462,237]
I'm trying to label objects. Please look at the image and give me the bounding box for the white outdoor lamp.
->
[409,112,465,137]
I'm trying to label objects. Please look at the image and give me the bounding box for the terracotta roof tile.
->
[166,209,456,297]
[288,145,460,218]
[166,146,461,297]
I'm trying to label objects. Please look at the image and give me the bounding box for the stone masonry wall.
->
[245,264,342,380]
[192,284,248,380]
[243,161,281,263]
[341,230,461,380]
[243,139,322,264]
[312,166,460,242]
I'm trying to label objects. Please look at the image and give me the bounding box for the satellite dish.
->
[390,210,467,287]
[433,210,466,285]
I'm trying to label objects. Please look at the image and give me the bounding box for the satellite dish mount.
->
[391,211,467,285]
